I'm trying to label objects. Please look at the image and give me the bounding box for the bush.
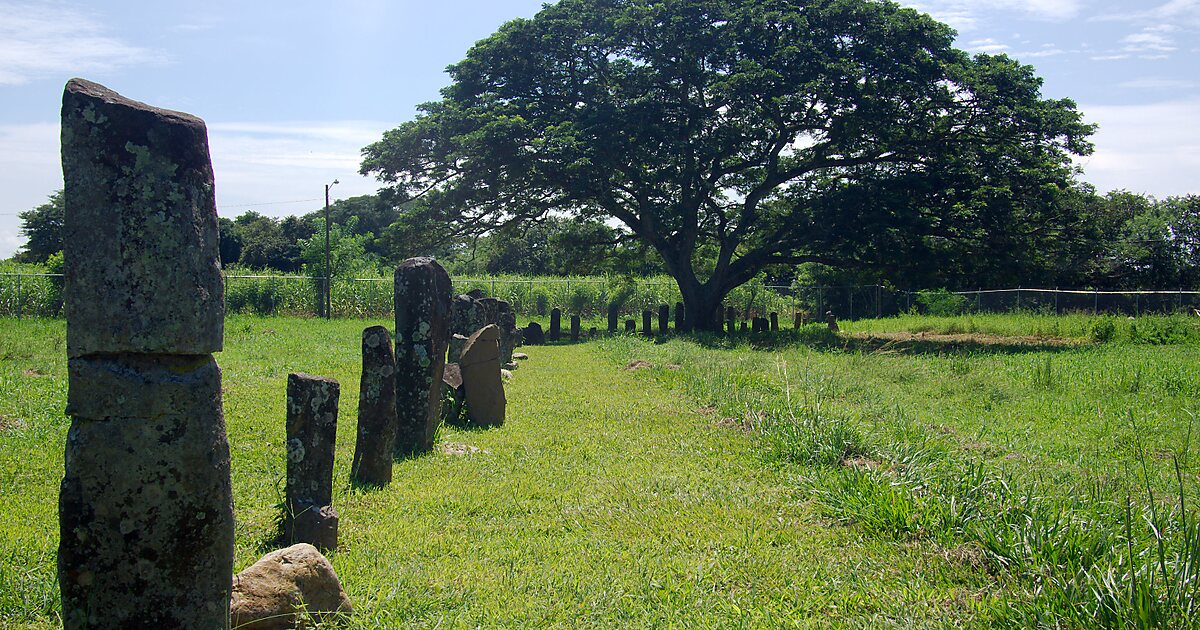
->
[915,289,969,316]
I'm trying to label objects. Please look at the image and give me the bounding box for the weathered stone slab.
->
[285,373,339,550]
[770,312,779,332]
[351,326,396,487]
[658,305,669,335]
[625,319,636,333]
[61,78,222,358]
[642,310,653,336]
[231,543,353,630]
[570,314,581,342]
[59,354,233,629]
[675,302,685,333]
[394,257,451,456]
[459,324,505,427]
[826,311,839,333]
[608,304,619,333]
[497,305,519,364]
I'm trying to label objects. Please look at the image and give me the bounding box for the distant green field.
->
[1,314,1197,627]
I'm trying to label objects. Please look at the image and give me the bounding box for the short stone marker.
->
[658,304,670,335]
[826,310,839,333]
[498,305,519,364]
[625,319,636,333]
[459,324,506,426]
[58,78,234,629]
[231,543,353,630]
[675,302,686,333]
[794,312,804,328]
[524,321,546,345]
[608,304,619,333]
[285,373,340,551]
[394,257,451,456]
[642,310,653,336]
[740,321,749,332]
[770,312,779,332]
[441,363,466,425]
[570,314,581,342]
[351,326,397,487]
[549,307,562,342]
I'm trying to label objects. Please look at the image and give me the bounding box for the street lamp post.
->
[324,179,339,319]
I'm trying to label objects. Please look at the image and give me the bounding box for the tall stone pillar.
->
[549,307,562,342]
[674,302,685,333]
[57,78,233,629]
[658,304,670,336]
[285,373,340,551]
[351,326,397,486]
[607,304,619,334]
[570,314,581,342]
[642,310,653,336]
[394,257,451,456]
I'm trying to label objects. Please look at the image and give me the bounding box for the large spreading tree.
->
[361,0,1094,330]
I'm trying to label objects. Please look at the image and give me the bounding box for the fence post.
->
[849,288,854,320]
[1094,289,1099,313]
[16,274,22,319]
[976,289,981,313]
[1135,292,1139,316]
[876,284,882,319]
[1055,287,1059,315]
[1016,287,1021,312]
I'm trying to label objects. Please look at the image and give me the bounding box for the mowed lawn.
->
[2,314,1197,627]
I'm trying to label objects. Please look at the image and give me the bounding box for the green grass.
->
[2,313,1197,626]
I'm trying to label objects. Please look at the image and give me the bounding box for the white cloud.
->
[0,2,162,85]
[1118,77,1200,89]
[967,37,1010,53]
[0,122,61,259]
[1121,30,1177,53]
[1094,0,1200,26]
[904,0,1083,32]
[1075,99,1200,197]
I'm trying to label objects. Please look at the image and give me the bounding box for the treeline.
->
[11,188,1200,290]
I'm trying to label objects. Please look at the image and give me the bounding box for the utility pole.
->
[324,179,339,319]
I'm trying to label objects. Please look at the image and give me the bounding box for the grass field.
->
[1,314,1198,627]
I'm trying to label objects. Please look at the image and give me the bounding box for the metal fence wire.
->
[2,272,1199,321]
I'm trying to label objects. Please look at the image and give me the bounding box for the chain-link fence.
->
[3,272,1199,320]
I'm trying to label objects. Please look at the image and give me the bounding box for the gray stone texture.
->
[658,305,670,336]
[770,312,779,332]
[570,314,581,342]
[60,355,234,630]
[351,326,397,487]
[449,294,484,363]
[608,304,619,333]
[675,302,685,333]
[285,373,340,550]
[394,257,451,456]
[459,324,506,427]
[642,310,653,337]
[58,78,233,630]
[497,307,519,364]
[61,78,222,358]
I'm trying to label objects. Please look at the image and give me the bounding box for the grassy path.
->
[331,342,991,627]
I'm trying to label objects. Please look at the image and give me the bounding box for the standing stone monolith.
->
[770,312,779,332]
[794,312,804,328]
[549,307,562,342]
[459,324,506,427]
[394,257,451,456]
[675,302,685,333]
[826,310,840,333]
[608,304,619,333]
[58,78,233,630]
[642,310,653,336]
[726,307,736,334]
[497,302,519,364]
[570,314,581,342]
[285,373,340,551]
[741,321,749,332]
[351,326,397,487]
[449,294,484,363]
[625,319,636,333]
[658,304,670,336]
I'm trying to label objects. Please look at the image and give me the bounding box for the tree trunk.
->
[678,282,728,332]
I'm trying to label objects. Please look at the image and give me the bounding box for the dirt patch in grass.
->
[441,442,489,456]
[624,360,654,370]
[841,455,886,471]
[22,368,49,377]
[0,415,25,432]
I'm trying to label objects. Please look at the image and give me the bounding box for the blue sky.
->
[2,0,1198,259]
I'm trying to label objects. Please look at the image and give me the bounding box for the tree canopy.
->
[361,0,1095,329]
[15,191,64,264]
